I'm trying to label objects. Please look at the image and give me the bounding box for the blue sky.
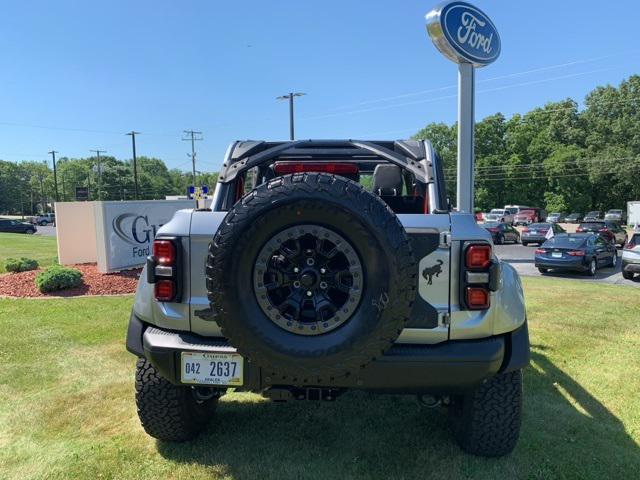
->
[0,0,638,172]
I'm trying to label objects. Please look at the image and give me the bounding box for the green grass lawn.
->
[0,233,58,273]
[0,278,639,479]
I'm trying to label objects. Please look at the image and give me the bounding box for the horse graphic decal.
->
[422,259,444,285]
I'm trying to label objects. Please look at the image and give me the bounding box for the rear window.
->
[544,236,587,248]
[528,223,550,229]
[629,234,640,246]
[483,222,499,227]
[505,207,518,214]
[580,222,605,229]
[489,209,504,214]
[586,211,599,216]
[518,210,534,215]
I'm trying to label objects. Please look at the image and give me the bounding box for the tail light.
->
[153,240,176,265]
[148,238,181,302]
[576,227,583,232]
[154,280,176,302]
[599,228,609,232]
[460,243,495,310]
[568,250,585,256]
[535,249,546,254]
[273,162,359,175]
[465,244,491,269]
[539,229,548,235]
[466,287,490,309]
[488,227,499,232]
[522,228,529,233]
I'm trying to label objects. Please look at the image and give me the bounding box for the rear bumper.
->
[535,256,588,271]
[622,260,640,273]
[522,235,547,243]
[126,313,530,394]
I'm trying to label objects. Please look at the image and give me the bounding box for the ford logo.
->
[426,1,500,67]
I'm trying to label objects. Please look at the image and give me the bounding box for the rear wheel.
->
[449,370,523,457]
[25,229,35,234]
[609,249,617,268]
[586,258,597,276]
[495,234,504,245]
[538,267,548,274]
[522,242,528,247]
[135,359,220,441]
[622,271,634,280]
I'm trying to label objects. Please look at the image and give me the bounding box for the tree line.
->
[1,75,638,216]
[0,155,218,215]
[413,74,640,213]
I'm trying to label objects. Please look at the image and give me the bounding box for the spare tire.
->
[206,173,416,383]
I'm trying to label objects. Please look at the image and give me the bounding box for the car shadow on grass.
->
[157,350,640,479]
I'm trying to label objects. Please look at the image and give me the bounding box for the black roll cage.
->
[213,139,448,212]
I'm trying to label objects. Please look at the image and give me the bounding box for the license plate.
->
[530,230,537,235]
[552,252,562,258]
[181,352,244,386]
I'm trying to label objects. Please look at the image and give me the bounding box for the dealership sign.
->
[426,1,500,67]
[94,200,194,272]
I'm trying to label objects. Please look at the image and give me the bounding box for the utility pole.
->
[126,131,141,199]
[276,92,306,140]
[90,149,106,201]
[182,130,203,187]
[48,150,59,203]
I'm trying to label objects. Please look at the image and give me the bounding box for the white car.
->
[622,232,640,280]
[484,208,514,224]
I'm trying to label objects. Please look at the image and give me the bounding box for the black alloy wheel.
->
[254,225,363,336]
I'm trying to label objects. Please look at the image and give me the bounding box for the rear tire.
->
[538,267,548,274]
[495,234,504,245]
[609,250,617,268]
[622,271,634,280]
[522,242,528,247]
[586,258,597,276]
[135,359,219,442]
[449,370,523,457]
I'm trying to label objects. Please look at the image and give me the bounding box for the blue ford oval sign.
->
[426,1,500,67]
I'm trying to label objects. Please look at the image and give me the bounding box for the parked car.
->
[565,213,583,223]
[576,221,627,247]
[30,213,55,226]
[547,212,566,223]
[513,208,546,226]
[521,222,566,246]
[535,233,617,276]
[622,232,640,280]
[504,205,531,216]
[484,208,513,224]
[583,211,602,222]
[0,218,37,234]
[604,209,626,224]
[481,222,520,245]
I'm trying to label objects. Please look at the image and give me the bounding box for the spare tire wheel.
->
[206,172,416,383]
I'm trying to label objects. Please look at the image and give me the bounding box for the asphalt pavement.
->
[494,241,640,287]
[35,225,56,236]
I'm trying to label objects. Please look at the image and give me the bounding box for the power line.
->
[326,51,639,111]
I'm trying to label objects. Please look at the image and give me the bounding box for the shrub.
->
[5,257,39,273]
[35,265,83,293]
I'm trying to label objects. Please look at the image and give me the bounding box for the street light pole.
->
[48,150,59,203]
[276,92,306,140]
[126,131,141,200]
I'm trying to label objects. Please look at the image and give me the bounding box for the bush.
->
[35,265,83,293]
[5,257,39,273]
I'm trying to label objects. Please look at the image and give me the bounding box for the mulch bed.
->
[0,263,140,298]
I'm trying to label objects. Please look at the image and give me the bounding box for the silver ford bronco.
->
[126,139,529,457]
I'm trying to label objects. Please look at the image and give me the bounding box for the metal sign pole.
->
[457,62,475,213]
[426,1,500,214]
